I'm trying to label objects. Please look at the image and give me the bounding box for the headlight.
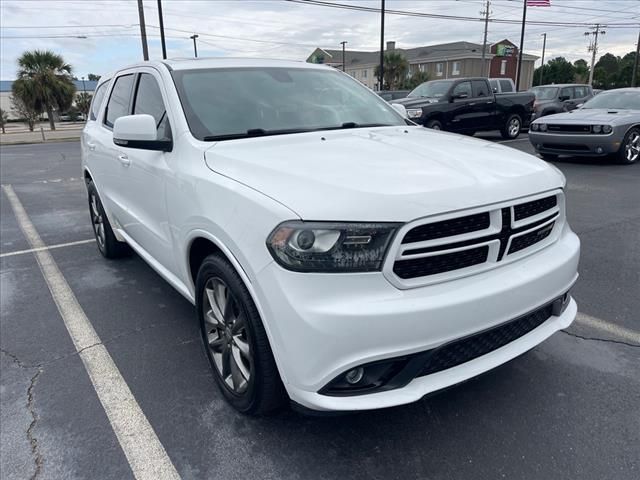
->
[602,125,613,134]
[592,124,602,134]
[406,108,423,119]
[266,221,400,272]
[531,123,539,131]
[539,123,548,132]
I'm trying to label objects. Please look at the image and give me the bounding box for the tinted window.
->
[574,86,587,98]
[89,81,109,121]
[489,79,498,91]
[104,74,134,128]
[472,80,490,98]
[499,80,513,92]
[560,87,574,100]
[452,81,472,98]
[133,73,171,140]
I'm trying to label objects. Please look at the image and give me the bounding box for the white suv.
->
[82,59,580,414]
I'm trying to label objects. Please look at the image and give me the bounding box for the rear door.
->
[559,86,577,111]
[469,80,495,129]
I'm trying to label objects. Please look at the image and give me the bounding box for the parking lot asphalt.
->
[1,137,638,480]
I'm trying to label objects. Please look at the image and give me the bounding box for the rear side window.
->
[104,74,135,128]
[499,80,513,93]
[472,80,490,98]
[89,81,109,121]
[453,81,472,98]
[489,79,498,91]
[560,87,574,100]
[133,73,171,140]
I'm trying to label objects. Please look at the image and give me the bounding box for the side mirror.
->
[391,103,408,118]
[492,87,498,93]
[113,114,172,152]
[451,92,469,101]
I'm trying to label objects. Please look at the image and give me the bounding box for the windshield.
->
[530,86,559,101]
[408,80,453,98]
[171,67,405,140]
[581,90,640,110]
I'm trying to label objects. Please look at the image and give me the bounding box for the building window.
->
[363,69,367,78]
[436,63,443,76]
[452,61,461,76]
[500,60,507,75]
[419,64,426,73]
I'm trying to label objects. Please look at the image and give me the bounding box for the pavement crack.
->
[0,348,42,369]
[561,329,640,348]
[26,368,44,480]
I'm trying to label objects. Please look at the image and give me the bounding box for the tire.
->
[196,254,286,414]
[540,153,559,161]
[617,127,640,165]
[425,119,443,130]
[87,180,131,259]
[501,114,522,140]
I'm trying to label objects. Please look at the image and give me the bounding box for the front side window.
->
[89,80,109,121]
[104,74,135,128]
[172,67,405,141]
[573,86,586,98]
[452,81,472,98]
[560,87,574,100]
[133,73,171,140]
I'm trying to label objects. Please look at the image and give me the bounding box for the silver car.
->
[529,88,640,165]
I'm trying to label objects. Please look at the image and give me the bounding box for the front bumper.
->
[253,225,580,411]
[529,131,622,157]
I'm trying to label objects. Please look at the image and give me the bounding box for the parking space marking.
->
[0,239,95,258]
[576,312,640,344]
[1,185,180,480]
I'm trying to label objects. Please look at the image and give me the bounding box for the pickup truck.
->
[392,77,535,139]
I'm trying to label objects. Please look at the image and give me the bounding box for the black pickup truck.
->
[392,77,535,139]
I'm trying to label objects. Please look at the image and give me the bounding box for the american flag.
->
[527,0,551,6]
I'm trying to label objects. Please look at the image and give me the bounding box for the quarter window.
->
[133,73,171,140]
[104,74,135,128]
[89,81,109,121]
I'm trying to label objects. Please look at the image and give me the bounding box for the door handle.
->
[118,154,131,167]
[486,101,494,104]
[87,142,96,151]
[468,102,476,106]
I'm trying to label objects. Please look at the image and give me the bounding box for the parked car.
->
[489,78,515,93]
[377,90,410,101]
[530,84,593,119]
[82,59,579,414]
[529,87,640,164]
[392,77,535,139]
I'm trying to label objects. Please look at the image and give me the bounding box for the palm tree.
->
[375,52,409,90]
[0,108,8,134]
[12,50,76,131]
[75,92,93,117]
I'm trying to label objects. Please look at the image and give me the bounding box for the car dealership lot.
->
[1,138,638,479]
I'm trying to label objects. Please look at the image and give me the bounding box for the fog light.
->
[596,146,604,154]
[345,367,364,385]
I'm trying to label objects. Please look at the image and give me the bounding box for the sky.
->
[1,0,639,80]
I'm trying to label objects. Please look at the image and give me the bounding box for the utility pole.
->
[340,41,348,72]
[190,34,199,58]
[136,0,149,61]
[632,29,640,87]
[481,0,490,77]
[539,33,547,86]
[379,0,385,91]
[515,0,527,91]
[585,24,606,86]
[157,0,167,60]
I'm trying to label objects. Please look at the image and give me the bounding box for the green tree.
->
[401,70,430,90]
[375,52,409,90]
[75,91,92,116]
[0,108,8,134]
[10,95,40,131]
[533,57,575,86]
[593,53,620,89]
[616,51,637,87]
[573,59,589,83]
[87,73,101,81]
[12,50,76,131]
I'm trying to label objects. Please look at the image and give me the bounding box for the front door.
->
[448,81,475,131]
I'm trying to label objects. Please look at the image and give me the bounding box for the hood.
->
[537,108,639,125]
[204,126,563,222]
[391,96,440,108]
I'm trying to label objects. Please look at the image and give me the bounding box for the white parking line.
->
[1,185,180,480]
[0,239,95,258]
[575,312,640,344]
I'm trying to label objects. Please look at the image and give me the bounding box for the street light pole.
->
[81,76,86,94]
[190,34,199,58]
[379,0,385,91]
[481,0,490,77]
[136,0,149,61]
[539,33,546,86]
[340,41,347,72]
[586,24,606,86]
[157,0,167,60]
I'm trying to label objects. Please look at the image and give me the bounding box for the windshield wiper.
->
[203,128,314,141]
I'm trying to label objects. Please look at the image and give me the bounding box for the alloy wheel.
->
[625,131,640,163]
[203,277,252,394]
[508,117,521,138]
[90,194,105,249]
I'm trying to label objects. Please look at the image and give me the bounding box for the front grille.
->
[547,124,591,134]
[508,222,555,254]
[402,212,490,244]
[393,246,488,279]
[418,302,554,377]
[513,195,557,221]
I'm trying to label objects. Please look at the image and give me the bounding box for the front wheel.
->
[196,254,286,415]
[501,114,522,139]
[617,127,640,165]
[425,119,443,130]
[539,153,559,161]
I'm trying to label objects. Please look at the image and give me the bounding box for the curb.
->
[0,137,81,146]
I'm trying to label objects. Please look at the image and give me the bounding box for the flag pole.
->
[516,0,527,91]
